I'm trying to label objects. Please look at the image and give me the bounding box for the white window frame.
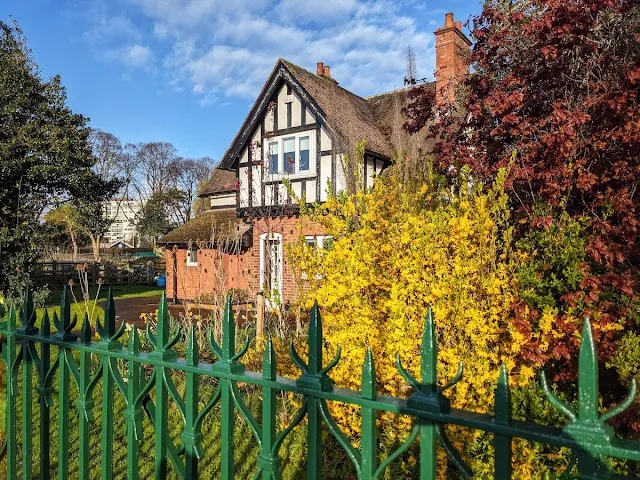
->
[304,235,317,248]
[318,235,333,249]
[301,235,333,280]
[186,246,198,267]
[259,233,283,301]
[304,235,333,249]
[264,130,316,180]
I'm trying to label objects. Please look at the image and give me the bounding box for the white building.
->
[103,199,143,248]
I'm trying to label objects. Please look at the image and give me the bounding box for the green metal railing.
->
[0,286,639,479]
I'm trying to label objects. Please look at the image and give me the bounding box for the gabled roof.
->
[158,209,249,245]
[107,239,134,249]
[198,167,237,198]
[220,59,412,169]
[366,84,436,157]
[281,60,395,158]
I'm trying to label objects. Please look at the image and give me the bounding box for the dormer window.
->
[265,130,316,177]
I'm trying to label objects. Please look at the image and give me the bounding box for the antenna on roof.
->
[404,45,416,86]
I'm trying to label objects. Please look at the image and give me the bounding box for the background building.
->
[103,199,143,248]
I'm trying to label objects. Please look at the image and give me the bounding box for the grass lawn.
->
[0,285,165,328]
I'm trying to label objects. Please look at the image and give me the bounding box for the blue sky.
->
[5,0,481,160]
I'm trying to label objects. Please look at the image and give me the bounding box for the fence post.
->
[20,288,36,480]
[53,285,75,480]
[256,292,265,339]
[128,261,133,285]
[3,306,18,480]
[150,293,173,478]
[38,312,52,479]
[182,326,202,479]
[210,296,244,480]
[97,290,118,479]
[52,260,57,288]
[77,315,95,479]
[494,364,512,479]
[125,328,146,480]
[360,348,378,478]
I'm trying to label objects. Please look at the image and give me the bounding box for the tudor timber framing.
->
[220,61,334,170]
[225,61,340,212]
[221,60,393,212]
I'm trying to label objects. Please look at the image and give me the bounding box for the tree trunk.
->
[90,235,101,261]
[70,232,78,262]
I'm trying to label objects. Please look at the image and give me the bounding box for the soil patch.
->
[100,295,162,328]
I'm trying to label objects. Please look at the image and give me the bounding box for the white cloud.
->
[122,44,154,67]
[104,44,154,69]
[277,0,359,25]
[84,0,445,101]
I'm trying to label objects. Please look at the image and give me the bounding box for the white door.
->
[260,233,283,304]
[268,239,281,298]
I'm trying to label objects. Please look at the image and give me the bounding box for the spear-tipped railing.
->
[0,291,639,479]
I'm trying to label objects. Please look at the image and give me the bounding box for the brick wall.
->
[246,216,325,304]
[165,215,325,304]
[434,13,472,105]
[165,247,249,302]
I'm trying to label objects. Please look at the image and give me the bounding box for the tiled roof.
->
[198,168,237,197]
[219,59,428,169]
[366,84,436,159]
[281,60,395,158]
[158,209,249,245]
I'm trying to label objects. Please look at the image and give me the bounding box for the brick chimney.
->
[316,62,338,84]
[434,13,472,105]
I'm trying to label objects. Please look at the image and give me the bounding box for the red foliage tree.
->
[405,0,640,376]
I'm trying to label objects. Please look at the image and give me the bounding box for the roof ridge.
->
[280,58,369,102]
[365,86,412,99]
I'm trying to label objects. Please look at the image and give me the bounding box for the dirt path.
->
[101,295,162,328]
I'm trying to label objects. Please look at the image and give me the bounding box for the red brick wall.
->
[165,247,249,301]
[165,215,325,304]
[245,216,325,304]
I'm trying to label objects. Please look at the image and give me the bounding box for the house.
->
[102,199,143,247]
[160,13,471,305]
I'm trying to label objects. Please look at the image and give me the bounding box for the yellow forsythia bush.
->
[287,165,568,477]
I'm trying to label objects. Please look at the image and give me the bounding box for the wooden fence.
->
[32,260,166,288]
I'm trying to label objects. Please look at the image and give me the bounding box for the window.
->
[259,233,283,304]
[299,136,310,171]
[304,235,333,249]
[186,247,198,267]
[304,236,317,248]
[269,141,279,174]
[283,137,296,174]
[264,131,316,177]
[319,236,334,250]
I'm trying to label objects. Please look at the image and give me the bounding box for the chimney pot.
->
[317,62,324,76]
[445,12,454,27]
[323,65,331,78]
[455,21,462,30]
